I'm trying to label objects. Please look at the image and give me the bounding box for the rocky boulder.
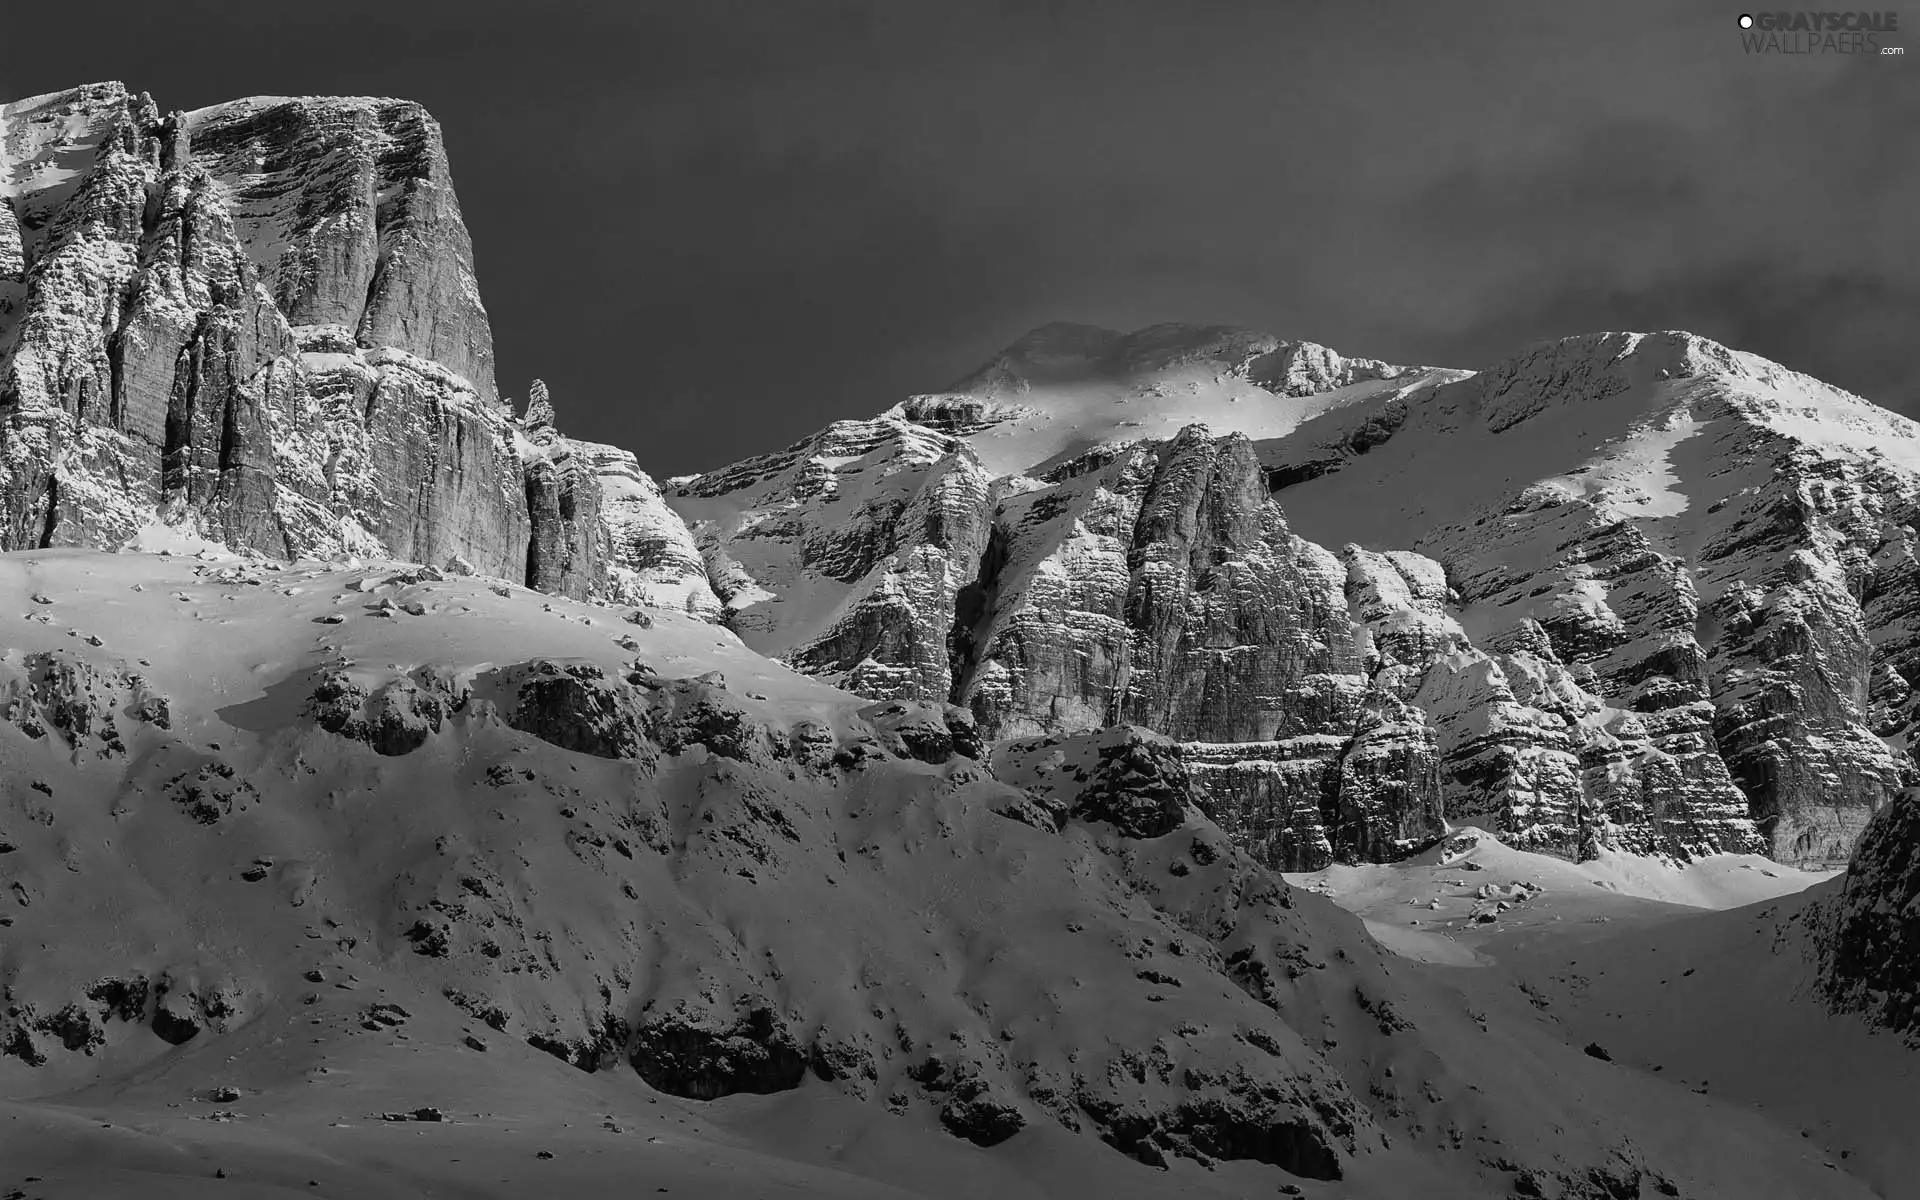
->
[493,658,655,761]
[629,1003,809,1101]
[305,665,458,756]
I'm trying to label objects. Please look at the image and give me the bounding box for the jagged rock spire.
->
[524,378,556,431]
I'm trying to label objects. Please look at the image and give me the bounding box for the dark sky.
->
[8,0,1917,475]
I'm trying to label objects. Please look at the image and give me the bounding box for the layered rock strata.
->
[0,83,715,611]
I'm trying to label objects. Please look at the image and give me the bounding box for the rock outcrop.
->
[0,83,715,611]
[945,429,1448,867]
[669,414,993,700]
[588,440,724,619]
[518,379,605,598]
[1820,787,1920,1040]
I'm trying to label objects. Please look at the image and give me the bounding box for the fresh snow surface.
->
[0,547,1098,1199]
[1266,330,1920,555]
[1492,890,1920,1200]
[889,321,1468,479]
[1290,826,1916,1197]
[0,85,117,201]
[917,367,1462,481]
[1285,825,1836,967]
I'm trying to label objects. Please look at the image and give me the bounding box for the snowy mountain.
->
[1263,331,1920,869]
[676,324,1920,873]
[890,320,1465,478]
[4,82,1918,1199]
[0,545,1903,1200]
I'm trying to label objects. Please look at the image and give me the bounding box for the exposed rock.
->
[521,378,556,431]
[953,429,1442,866]
[160,753,258,824]
[1269,331,1915,866]
[0,649,159,759]
[584,441,722,619]
[671,415,992,700]
[1820,787,1920,1039]
[9,81,1920,890]
[149,968,242,1045]
[0,83,720,611]
[857,699,958,765]
[666,324,1920,873]
[522,446,602,599]
[1070,728,1192,838]
[654,677,780,764]
[85,976,151,1024]
[526,1014,631,1074]
[306,666,457,756]
[907,1055,1028,1147]
[495,659,654,762]
[630,1004,808,1101]
[517,381,602,599]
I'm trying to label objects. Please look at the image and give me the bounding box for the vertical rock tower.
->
[0,82,716,611]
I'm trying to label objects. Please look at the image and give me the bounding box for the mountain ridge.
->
[677,322,1920,871]
[3,80,1917,1199]
[3,78,1901,874]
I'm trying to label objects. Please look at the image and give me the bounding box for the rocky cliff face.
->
[1819,786,1920,1041]
[676,325,1920,872]
[1265,331,1920,867]
[667,414,992,700]
[0,82,715,612]
[940,429,1443,869]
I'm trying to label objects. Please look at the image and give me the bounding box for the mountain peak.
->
[0,81,662,604]
[182,91,440,132]
[952,321,1286,393]
[910,321,1452,477]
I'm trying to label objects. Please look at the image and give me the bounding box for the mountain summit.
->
[892,320,1462,477]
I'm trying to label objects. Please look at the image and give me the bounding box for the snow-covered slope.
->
[0,544,1897,1199]
[1293,821,1918,1196]
[890,321,1466,478]
[1286,823,1834,967]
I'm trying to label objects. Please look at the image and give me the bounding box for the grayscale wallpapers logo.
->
[1738,11,1905,53]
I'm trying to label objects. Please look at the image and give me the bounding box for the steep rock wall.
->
[0,83,715,611]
